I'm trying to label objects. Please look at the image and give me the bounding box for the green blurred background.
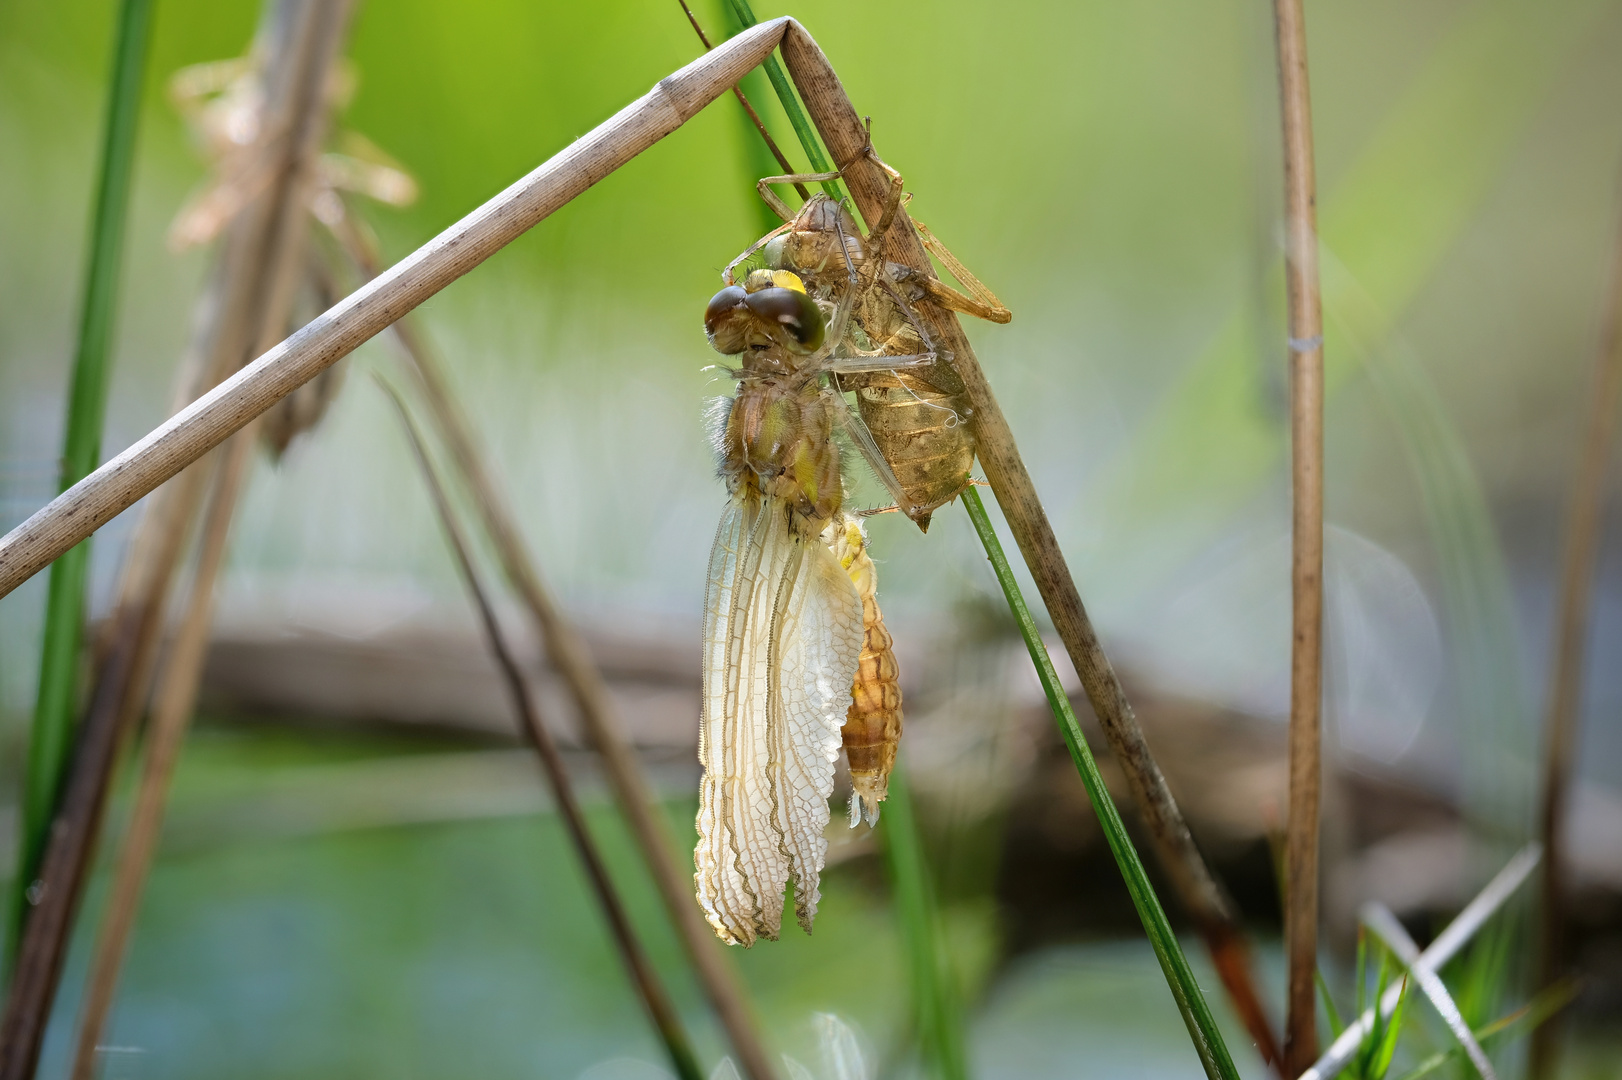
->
[4,0,1622,1075]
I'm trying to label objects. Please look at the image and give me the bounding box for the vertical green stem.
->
[881,764,969,1080]
[722,0,843,201]
[12,0,156,962]
[961,487,1240,1080]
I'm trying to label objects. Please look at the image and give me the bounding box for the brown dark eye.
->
[744,287,825,353]
[704,285,749,354]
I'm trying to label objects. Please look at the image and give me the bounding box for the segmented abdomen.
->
[826,514,902,824]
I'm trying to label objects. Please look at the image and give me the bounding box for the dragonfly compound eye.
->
[744,287,825,353]
[704,285,750,354]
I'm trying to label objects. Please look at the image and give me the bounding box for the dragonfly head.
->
[705,271,825,357]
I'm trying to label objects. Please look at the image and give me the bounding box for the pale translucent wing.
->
[697,496,781,944]
[695,495,861,944]
[768,536,862,933]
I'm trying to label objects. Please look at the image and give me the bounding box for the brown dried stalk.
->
[0,3,355,1074]
[327,207,778,1080]
[775,23,1282,1068]
[1529,176,1622,1080]
[382,382,703,1080]
[68,426,256,1080]
[1273,0,1326,1073]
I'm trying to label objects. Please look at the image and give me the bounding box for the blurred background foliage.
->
[4,0,1622,1075]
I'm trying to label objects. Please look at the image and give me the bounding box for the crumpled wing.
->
[695,496,862,945]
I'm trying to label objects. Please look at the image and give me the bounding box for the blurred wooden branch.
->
[1273,0,1326,1074]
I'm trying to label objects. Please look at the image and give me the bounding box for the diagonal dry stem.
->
[381,380,703,1080]
[67,425,257,1080]
[1272,0,1326,1074]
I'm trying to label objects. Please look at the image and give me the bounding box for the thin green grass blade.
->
[1369,976,1410,1080]
[961,487,1239,1080]
[10,0,156,968]
[1318,968,1346,1038]
[880,765,969,1080]
[723,0,844,202]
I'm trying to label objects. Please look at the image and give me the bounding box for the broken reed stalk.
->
[13,0,156,963]
[1300,846,1541,1080]
[1529,169,1622,1080]
[382,383,704,1080]
[771,21,1280,1070]
[962,487,1238,1078]
[68,426,256,1080]
[1273,0,1326,1074]
[327,209,779,1080]
[0,18,792,598]
[0,2,354,1074]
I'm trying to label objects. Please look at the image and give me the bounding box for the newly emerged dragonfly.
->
[694,261,912,945]
[694,152,1005,946]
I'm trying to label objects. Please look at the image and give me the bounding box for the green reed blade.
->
[962,486,1240,1080]
[723,0,843,202]
[10,0,156,967]
[880,764,969,1080]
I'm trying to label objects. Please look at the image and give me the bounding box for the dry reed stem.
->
[1273,0,1325,1073]
[1301,846,1541,1080]
[0,18,792,599]
[68,426,255,1080]
[776,23,1281,1066]
[327,210,778,1080]
[0,4,353,1073]
[1529,172,1622,1080]
[384,385,703,1080]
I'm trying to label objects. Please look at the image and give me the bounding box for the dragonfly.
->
[695,149,1007,946]
[694,258,911,945]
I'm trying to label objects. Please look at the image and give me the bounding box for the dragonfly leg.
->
[756,170,843,221]
[723,219,795,286]
[910,218,1012,324]
[821,354,932,375]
